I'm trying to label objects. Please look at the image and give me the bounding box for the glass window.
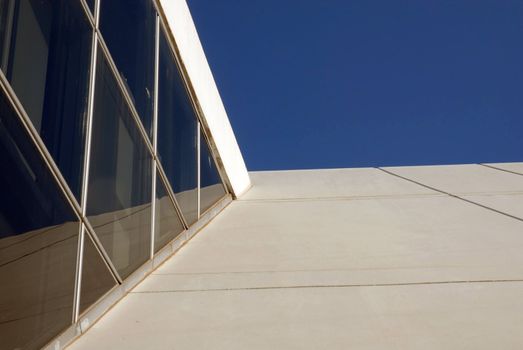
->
[79,231,117,314]
[85,0,95,14]
[200,131,227,215]
[157,28,198,225]
[99,0,155,137]
[86,48,152,279]
[154,173,184,252]
[0,0,92,200]
[0,91,80,350]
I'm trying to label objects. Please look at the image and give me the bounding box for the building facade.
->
[0,0,249,348]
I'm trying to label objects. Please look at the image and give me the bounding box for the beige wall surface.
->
[68,163,523,349]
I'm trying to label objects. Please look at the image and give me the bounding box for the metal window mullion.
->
[85,0,122,283]
[73,2,102,321]
[94,0,100,28]
[72,223,86,323]
[150,163,157,258]
[197,123,201,219]
[150,14,161,259]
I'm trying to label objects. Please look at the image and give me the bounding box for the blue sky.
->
[188,0,523,171]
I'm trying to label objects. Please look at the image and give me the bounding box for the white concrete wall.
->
[158,0,250,197]
[69,163,523,349]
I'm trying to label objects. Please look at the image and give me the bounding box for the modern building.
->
[69,164,523,350]
[2,1,523,350]
[0,0,249,349]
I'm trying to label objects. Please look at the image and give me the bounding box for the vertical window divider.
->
[72,223,86,323]
[197,122,201,219]
[74,0,122,323]
[73,0,99,323]
[150,14,160,259]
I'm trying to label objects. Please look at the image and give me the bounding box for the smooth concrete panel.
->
[461,193,523,219]
[484,162,523,175]
[152,196,523,281]
[66,165,523,349]
[384,163,523,195]
[242,168,438,200]
[69,282,523,350]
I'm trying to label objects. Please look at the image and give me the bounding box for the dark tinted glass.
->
[0,0,92,200]
[99,0,155,137]
[200,132,227,214]
[0,91,80,350]
[86,48,152,279]
[157,29,198,225]
[85,0,95,14]
[79,231,117,314]
[154,173,184,252]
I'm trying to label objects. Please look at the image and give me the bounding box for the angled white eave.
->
[157,0,251,198]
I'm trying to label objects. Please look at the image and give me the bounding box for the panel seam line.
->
[377,167,523,223]
[130,278,523,294]
[479,163,523,177]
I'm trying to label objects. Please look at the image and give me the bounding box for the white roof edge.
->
[158,0,251,197]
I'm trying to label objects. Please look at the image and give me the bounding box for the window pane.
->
[0,91,79,350]
[99,0,155,137]
[200,131,227,214]
[86,48,152,279]
[157,29,198,225]
[85,0,95,14]
[154,173,184,253]
[79,231,117,314]
[0,0,92,200]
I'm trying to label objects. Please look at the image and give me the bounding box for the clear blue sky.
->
[188,0,523,171]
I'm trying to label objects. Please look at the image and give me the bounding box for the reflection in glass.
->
[200,131,227,214]
[157,29,198,225]
[86,48,152,279]
[154,173,185,252]
[99,0,155,137]
[79,231,117,314]
[0,91,79,350]
[0,0,92,200]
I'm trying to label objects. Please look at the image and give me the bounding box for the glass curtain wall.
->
[99,0,156,138]
[86,47,153,279]
[0,91,80,350]
[200,130,227,215]
[157,27,198,225]
[154,173,185,252]
[0,0,92,200]
[0,0,229,347]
